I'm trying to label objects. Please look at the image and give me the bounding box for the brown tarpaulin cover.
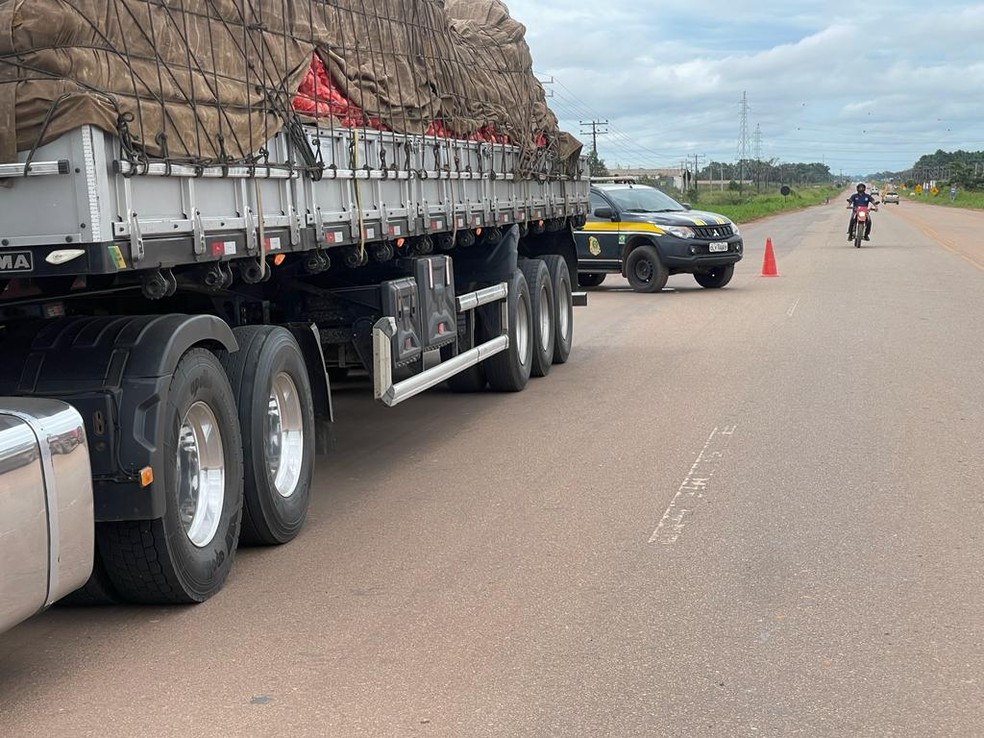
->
[0,0,581,171]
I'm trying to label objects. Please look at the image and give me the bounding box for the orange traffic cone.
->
[761,237,778,277]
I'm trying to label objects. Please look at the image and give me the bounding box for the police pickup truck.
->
[575,183,743,292]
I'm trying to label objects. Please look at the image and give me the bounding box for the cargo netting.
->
[0,0,582,176]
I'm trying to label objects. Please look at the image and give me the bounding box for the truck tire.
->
[219,326,314,545]
[97,348,244,603]
[519,258,554,378]
[57,554,123,606]
[694,264,735,289]
[625,245,669,293]
[578,272,606,287]
[483,268,533,392]
[542,255,574,365]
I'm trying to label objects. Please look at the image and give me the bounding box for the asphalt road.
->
[2,197,983,737]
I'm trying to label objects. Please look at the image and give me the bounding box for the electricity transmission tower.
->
[737,92,750,195]
[753,124,763,189]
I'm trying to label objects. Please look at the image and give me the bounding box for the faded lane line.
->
[650,425,737,545]
[787,298,801,318]
[893,208,984,272]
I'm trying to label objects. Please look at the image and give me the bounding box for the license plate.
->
[709,242,728,252]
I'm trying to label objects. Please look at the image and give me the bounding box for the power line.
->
[548,78,674,164]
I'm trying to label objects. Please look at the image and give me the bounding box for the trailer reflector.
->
[45,249,86,265]
[139,467,154,487]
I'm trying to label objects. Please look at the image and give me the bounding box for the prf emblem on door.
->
[588,236,602,256]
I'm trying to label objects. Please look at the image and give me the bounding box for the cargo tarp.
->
[0,0,581,172]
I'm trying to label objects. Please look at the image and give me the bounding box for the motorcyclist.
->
[846,183,878,240]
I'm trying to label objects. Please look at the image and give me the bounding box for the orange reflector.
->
[139,467,154,487]
[475,228,483,236]
[273,253,286,266]
[396,237,405,248]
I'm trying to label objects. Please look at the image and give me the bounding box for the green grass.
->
[676,186,842,225]
[662,185,983,225]
[896,189,984,210]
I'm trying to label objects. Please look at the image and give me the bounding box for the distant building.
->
[609,167,749,191]
[609,168,686,190]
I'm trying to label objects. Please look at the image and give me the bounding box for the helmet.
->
[856,183,866,191]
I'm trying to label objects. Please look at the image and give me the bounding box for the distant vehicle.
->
[883,191,900,204]
[575,184,743,292]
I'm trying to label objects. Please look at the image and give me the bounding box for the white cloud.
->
[506,0,984,173]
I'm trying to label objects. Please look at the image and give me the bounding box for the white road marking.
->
[787,298,801,318]
[650,425,737,545]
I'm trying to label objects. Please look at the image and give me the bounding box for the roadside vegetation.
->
[894,189,984,210]
[663,185,842,224]
[585,148,982,226]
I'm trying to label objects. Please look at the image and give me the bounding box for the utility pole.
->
[579,120,609,156]
[692,154,705,192]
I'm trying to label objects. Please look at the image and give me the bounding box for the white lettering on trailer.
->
[0,252,33,272]
[649,425,737,545]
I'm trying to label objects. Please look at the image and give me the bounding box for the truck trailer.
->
[0,0,589,633]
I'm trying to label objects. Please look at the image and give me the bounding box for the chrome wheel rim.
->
[266,372,304,498]
[558,281,572,344]
[537,284,552,352]
[177,401,225,548]
[516,293,531,366]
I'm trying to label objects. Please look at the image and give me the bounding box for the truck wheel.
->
[220,327,314,545]
[625,245,668,293]
[519,259,554,378]
[578,272,606,287]
[57,553,123,606]
[483,268,533,392]
[542,255,573,364]
[694,264,735,289]
[98,348,244,603]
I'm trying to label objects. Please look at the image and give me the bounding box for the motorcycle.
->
[848,202,878,248]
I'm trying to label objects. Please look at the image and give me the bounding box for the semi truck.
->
[0,0,588,633]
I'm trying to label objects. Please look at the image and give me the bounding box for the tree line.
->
[587,148,984,192]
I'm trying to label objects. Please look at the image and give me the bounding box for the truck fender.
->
[0,315,238,521]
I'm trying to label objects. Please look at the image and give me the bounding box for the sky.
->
[504,0,984,177]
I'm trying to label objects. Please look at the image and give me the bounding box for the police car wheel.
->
[578,273,605,288]
[625,245,668,293]
[694,264,735,289]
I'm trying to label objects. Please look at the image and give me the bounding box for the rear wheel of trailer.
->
[483,269,534,392]
[520,258,555,378]
[219,326,315,546]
